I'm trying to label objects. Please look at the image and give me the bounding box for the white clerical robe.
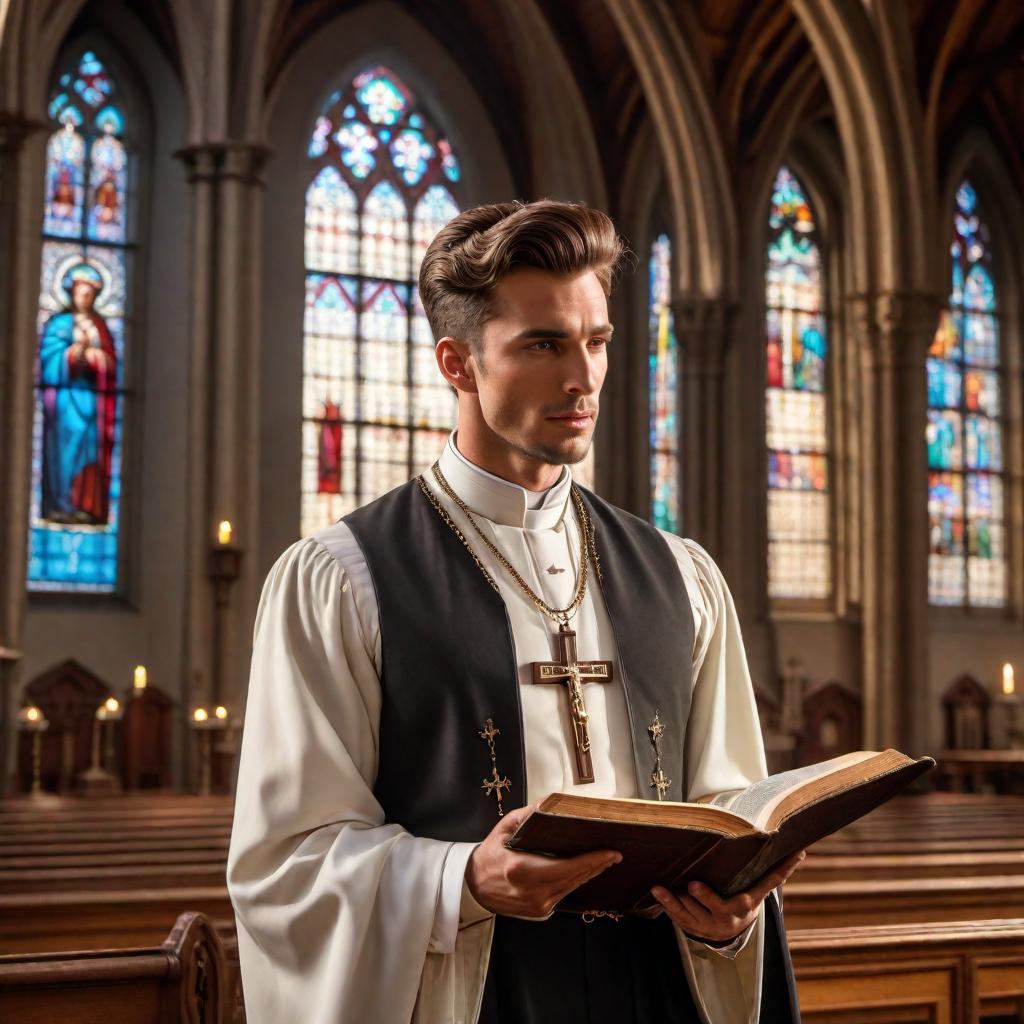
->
[227,434,775,1024]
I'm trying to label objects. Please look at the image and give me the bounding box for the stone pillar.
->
[672,294,736,560]
[0,113,44,796]
[175,141,270,790]
[848,290,939,753]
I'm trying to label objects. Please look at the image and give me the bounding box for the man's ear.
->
[435,337,479,394]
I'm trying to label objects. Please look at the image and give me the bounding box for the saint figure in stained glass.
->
[39,262,117,524]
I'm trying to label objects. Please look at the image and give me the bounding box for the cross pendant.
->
[531,624,613,784]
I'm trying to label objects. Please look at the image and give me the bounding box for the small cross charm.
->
[648,711,671,800]
[479,718,511,817]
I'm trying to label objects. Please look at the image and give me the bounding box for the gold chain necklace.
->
[417,462,598,626]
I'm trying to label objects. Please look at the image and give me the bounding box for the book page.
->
[725,751,878,828]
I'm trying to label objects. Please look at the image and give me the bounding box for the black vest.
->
[344,479,694,842]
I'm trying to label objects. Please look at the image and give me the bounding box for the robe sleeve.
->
[226,536,456,1024]
[660,534,774,1022]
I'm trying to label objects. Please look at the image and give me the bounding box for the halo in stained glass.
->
[95,106,124,134]
[44,127,86,237]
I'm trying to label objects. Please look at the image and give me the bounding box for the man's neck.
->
[453,424,562,492]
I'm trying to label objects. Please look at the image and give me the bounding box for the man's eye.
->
[531,340,557,351]
[590,337,608,347]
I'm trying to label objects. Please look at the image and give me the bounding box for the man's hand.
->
[467,804,622,919]
[651,850,806,944]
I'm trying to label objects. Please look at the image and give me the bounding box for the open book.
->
[505,749,935,916]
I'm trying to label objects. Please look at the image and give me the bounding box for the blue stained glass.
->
[308,116,331,158]
[964,264,995,312]
[378,129,391,142]
[409,113,423,128]
[648,234,679,533]
[390,129,433,185]
[44,128,85,237]
[342,103,355,117]
[439,139,461,182]
[927,358,961,408]
[927,410,962,470]
[354,68,408,125]
[87,133,127,242]
[415,185,459,223]
[48,93,70,120]
[335,121,378,178]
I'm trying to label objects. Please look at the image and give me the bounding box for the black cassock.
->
[479,895,797,1023]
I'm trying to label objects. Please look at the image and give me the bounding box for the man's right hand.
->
[465,803,622,919]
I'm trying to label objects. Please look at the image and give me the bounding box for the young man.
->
[228,200,802,1023]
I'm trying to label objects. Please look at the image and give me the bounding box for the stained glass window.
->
[302,67,462,535]
[28,51,131,591]
[927,181,1005,606]
[765,166,831,600]
[649,235,679,532]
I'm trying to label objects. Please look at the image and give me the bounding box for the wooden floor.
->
[1,790,1022,1022]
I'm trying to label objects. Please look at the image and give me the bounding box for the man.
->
[228,200,803,1023]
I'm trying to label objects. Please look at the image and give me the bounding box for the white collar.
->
[436,432,572,530]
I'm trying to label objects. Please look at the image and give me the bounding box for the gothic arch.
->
[602,0,737,298]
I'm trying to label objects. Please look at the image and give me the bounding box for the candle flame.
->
[193,707,208,723]
[217,520,233,545]
[25,706,40,723]
[105,697,119,713]
[1003,662,1015,696]
[133,665,147,690]
[214,705,228,720]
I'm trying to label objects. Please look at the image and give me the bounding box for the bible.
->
[505,748,935,916]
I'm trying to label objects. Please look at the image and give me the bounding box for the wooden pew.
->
[790,918,1024,1023]
[0,911,236,1024]
[0,888,235,955]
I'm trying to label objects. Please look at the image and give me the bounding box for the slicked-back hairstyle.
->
[419,199,628,349]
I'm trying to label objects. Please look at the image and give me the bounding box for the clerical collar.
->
[439,432,572,530]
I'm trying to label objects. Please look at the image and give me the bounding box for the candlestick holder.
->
[17,706,59,804]
[191,708,229,795]
[78,699,123,796]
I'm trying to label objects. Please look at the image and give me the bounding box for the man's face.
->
[468,268,610,467]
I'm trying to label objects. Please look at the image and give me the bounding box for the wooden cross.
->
[531,624,613,784]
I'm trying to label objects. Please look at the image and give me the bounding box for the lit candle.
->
[193,707,208,723]
[105,697,120,713]
[217,520,233,545]
[19,706,41,724]
[1003,663,1015,696]
[214,705,228,720]
[133,665,147,691]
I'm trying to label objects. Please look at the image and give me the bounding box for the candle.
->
[217,520,233,545]
[214,705,228,720]
[1003,663,1015,696]
[193,707,208,723]
[133,665,147,691]
[105,697,120,713]
[19,706,41,724]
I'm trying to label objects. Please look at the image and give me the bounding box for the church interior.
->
[0,0,1023,1019]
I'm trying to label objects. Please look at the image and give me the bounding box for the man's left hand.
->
[650,850,805,944]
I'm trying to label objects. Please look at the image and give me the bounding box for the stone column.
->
[848,290,939,753]
[672,294,736,560]
[175,141,270,790]
[0,113,44,796]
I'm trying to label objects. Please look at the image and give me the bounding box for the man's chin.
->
[524,434,593,467]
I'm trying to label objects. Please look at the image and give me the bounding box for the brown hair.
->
[418,199,629,348]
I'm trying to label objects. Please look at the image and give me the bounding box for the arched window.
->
[765,166,831,601]
[28,51,131,592]
[649,234,679,532]
[301,66,462,535]
[927,180,1005,606]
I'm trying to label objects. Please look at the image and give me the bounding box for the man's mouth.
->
[548,411,595,429]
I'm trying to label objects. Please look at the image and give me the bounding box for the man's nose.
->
[563,347,601,395]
